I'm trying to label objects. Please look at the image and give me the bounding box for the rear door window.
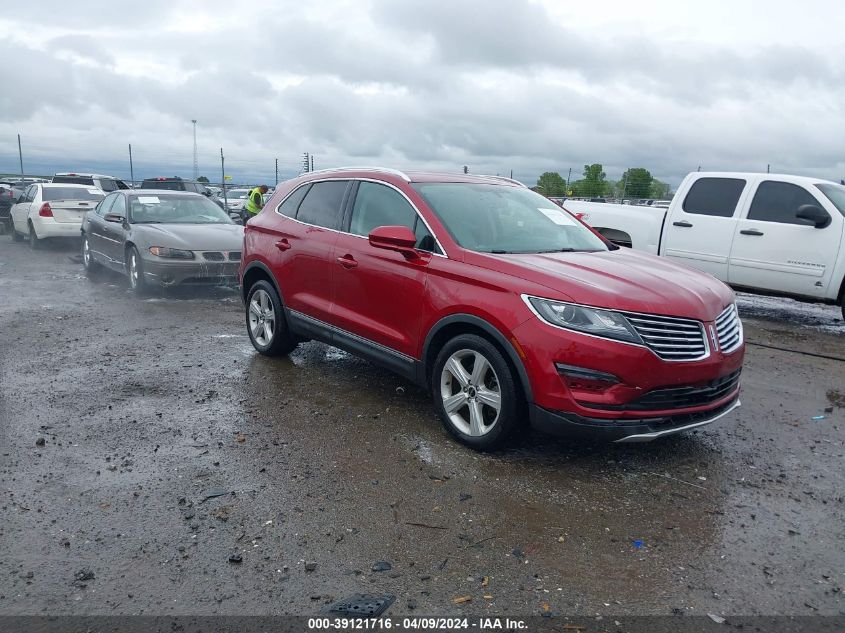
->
[52,175,95,186]
[748,181,823,225]
[682,178,746,217]
[99,179,117,192]
[295,181,349,229]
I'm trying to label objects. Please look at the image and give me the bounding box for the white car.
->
[222,188,252,212]
[10,183,105,248]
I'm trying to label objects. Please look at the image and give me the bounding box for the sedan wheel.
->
[28,223,40,249]
[127,247,147,293]
[82,235,100,272]
[440,349,502,437]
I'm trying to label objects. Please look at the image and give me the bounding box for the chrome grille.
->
[715,304,742,353]
[622,312,708,361]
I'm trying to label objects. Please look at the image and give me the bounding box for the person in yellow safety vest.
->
[243,184,269,222]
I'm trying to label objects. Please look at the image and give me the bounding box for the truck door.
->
[661,176,748,282]
[728,179,843,299]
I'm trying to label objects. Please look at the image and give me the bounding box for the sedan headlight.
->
[148,246,195,259]
[526,296,642,344]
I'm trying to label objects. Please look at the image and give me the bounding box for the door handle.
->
[275,238,291,251]
[337,254,358,269]
[740,229,764,236]
[673,221,693,227]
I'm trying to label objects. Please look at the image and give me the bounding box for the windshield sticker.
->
[138,196,161,204]
[538,208,576,225]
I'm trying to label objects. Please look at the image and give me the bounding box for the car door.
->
[11,185,35,234]
[728,178,844,298]
[330,180,435,362]
[661,176,749,281]
[268,180,349,325]
[85,192,117,264]
[101,193,129,266]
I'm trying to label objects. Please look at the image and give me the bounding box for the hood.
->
[133,223,244,251]
[473,248,733,322]
[227,200,246,209]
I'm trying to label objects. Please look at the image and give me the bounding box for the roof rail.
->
[476,174,528,188]
[304,166,411,182]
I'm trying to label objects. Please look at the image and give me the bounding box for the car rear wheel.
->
[12,228,24,242]
[82,234,101,273]
[431,334,523,451]
[246,280,298,356]
[126,246,148,294]
[28,222,41,249]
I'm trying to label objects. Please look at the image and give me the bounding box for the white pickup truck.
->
[563,172,845,320]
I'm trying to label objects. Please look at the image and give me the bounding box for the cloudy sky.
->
[1,0,843,187]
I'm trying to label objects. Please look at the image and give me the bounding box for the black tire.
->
[81,233,101,273]
[431,333,524,451]
[245,279,298,356]
[12,228,24,242]
[126,246,148,294]
[28,223,41,249]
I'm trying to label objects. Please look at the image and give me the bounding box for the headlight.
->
[148,246,195,259]
[526,296,642,344]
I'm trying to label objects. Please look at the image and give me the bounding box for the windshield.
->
[228,190,251,199]
[412,183,608,253]
[129,194,234,224]
[42,187,104,201]
[816,183,845,216]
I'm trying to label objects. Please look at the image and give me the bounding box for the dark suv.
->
[140,177,211,197]
[239,168,744,451]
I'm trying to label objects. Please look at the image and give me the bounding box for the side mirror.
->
[104,213,125,224]
[796,204,831,229]
[368,225,419,258]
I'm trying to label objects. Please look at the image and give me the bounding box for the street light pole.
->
[192,120,198,181]
[18,134,24,180]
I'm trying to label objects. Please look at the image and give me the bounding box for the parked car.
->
[239,168,744,451]
[9,183,104,248]
[81,190,244,292]
[220,188,252,213]
[0,182,24,234]
[564,172,845,320]
[140,176,212,197]
[52,172,130,192]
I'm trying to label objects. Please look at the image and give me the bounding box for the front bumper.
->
[141,257,240,287]
[530,396,741,442]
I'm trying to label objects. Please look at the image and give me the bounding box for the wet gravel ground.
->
[1,237,843,617]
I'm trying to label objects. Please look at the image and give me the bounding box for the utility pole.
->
[192,120,198,181]
[302,153,310,173]
[310,155,314,172]
[463,165,468,174]
[621,170,629,200]
[767,163,770,173]
[567,167,572,191]
[17,134,24,179]
[510,169,513,179]
[129,144,135,186]
[220,148,228,212]
[275,158,278,185]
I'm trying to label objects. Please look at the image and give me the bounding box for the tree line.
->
[535,165,671,199]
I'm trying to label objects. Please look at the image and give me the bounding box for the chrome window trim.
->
[274,177,448,258]
[520,293,715,363]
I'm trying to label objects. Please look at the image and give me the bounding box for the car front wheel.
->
[431,334,523,451]
[82,234,101,273]
[126,246,148,294]
[246,280,298,356]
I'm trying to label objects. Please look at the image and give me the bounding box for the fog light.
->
[556,363,620,393]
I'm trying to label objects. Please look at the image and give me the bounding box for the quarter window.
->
[748,181,823,225]
[295,181,348,229]
[278,184,310,217]
[682,178,746,217]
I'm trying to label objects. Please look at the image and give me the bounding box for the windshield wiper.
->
[535,248,577,253]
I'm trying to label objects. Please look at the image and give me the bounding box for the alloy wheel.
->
[248,289,276,346]
[440,349,502,436]
[82,237,90,267]
[128,251,139,288]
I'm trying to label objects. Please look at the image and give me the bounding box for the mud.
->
[1,237,843,616]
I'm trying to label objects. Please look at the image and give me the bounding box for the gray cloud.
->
[1,0,843,186]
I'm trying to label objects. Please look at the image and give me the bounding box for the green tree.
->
[197,176,209,183]
[581,163,607,197]
[649,179,671,199]
[619,168,653,199]
[535,171,567,196]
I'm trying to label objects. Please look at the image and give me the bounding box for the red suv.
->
[239,168,744,450]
